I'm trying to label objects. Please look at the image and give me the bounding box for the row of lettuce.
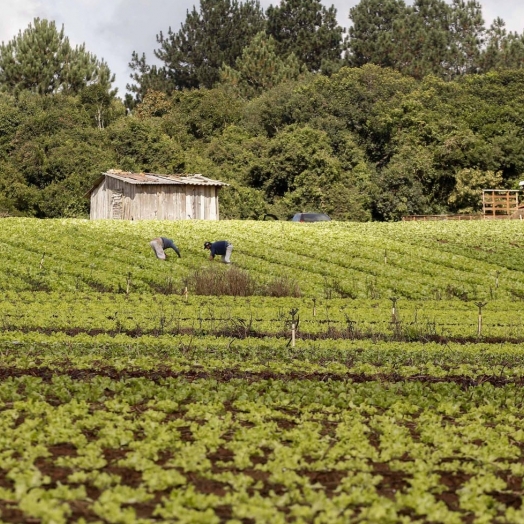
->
[1,291,524,340]
[2,331,524,380]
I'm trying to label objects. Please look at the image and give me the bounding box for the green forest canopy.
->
[0,0,523,221]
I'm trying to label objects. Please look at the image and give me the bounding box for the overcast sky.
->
[2,0,523,98]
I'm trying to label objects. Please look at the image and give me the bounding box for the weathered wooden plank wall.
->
[89,177,220,220]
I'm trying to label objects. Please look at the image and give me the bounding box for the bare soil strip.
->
[0,366,520,387]
[3,325,524,344]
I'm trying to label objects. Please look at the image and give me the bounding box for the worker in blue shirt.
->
[204,240,233,263]
[150,237,181,260]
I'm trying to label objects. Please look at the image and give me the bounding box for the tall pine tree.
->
[480,18,524,72]
[220,32,304,99]
[132,0,266,93]
[266,0,344,73]
[0,18,114,96]
[396,0,455,79]
[347,0,488,80]
[126,52,172,106]
[347,0,407,68]
[446,0,485,77]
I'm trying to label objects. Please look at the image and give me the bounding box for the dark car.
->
[290,212,331,222]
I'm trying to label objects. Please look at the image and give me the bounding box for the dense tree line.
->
[0,1,524,221]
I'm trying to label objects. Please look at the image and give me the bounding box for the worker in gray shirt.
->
[204,240,233,263]
[150,237,181,260]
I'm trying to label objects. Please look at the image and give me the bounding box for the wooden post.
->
[390,297,398,324]
[478,310,482,336]
[390,297,400,337]
[39,252,45,269]
[184,286,188,301]
[495,271,500,289]
[384,249,387,264]
[126,272,131,295]
[312,298,317,317]
[475,302,487,337]
[289,308,299,347]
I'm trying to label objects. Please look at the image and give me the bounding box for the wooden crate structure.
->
[482,190,519,217]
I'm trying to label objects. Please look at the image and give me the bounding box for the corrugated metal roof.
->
[84,170,228,197]
[104,170,228,186]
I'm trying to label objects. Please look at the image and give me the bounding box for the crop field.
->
[2,218,524,523]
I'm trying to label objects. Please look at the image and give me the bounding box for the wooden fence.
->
[403,214,485,221]
[402,214,523,221]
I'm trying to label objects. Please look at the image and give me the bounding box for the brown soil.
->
[1,433,520,523]
[0,366,520,388]
[0,367,521,522]
[4,325,524,344]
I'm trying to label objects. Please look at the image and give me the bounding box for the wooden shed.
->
[85,170,228,220]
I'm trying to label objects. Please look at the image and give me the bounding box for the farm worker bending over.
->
[204,241,233,264]
[150,237,181,260]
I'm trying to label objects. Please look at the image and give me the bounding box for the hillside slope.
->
[1,218,524,300]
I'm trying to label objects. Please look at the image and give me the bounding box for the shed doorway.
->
[111,192,123,219]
